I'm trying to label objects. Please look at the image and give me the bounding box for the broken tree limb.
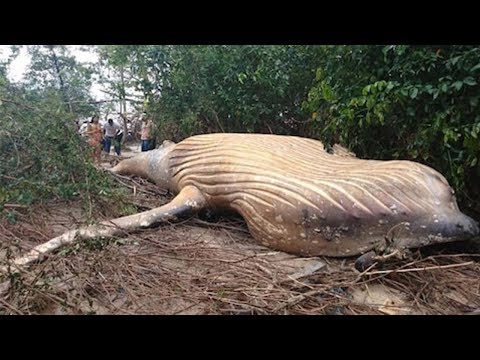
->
[0,185,206,275]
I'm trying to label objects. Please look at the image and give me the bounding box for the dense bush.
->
[302,45,480,210]
[0,82,113,217]
[99,45,322,138]
[155,45,322,136]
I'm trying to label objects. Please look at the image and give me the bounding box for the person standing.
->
[113,127,124,156]
[78,120,89,137]
[103,118,121,154]
[85,115,103,164]
[140,116,154,152]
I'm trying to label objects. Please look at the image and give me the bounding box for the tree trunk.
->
[119,113,129,144]
[212,110,225,133]
[120,66,128,113]
[119,66,129,144]
[47,45,74,115]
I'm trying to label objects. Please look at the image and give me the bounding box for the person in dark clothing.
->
[114,128,124,156]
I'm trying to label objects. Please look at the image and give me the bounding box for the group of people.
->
[81,114,155,164]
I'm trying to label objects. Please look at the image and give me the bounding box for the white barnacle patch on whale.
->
[390,204,398,214]
[275,215,284,223]
[185,199,199,208]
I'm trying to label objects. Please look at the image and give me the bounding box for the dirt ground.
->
[1,143,480,315]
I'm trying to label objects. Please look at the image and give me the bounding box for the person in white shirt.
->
[103,118,121,154]
[78,121,89,137]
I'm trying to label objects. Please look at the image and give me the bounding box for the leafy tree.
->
[303,45,480,209]
[142,45,323,139]
[97,45,159,111]
[25,45,97,118]
[0,46,113,217]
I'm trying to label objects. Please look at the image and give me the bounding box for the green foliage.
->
[303,45,480,207]
[97,45,168,113]
[157,45,322,136]
[0,90,109,209]
[25,45,97,117]
[0,54,113,215]
[98,45,323,138]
